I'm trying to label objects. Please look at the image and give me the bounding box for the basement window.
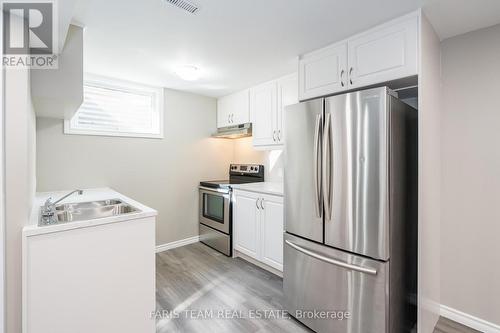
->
[64,75,164,138]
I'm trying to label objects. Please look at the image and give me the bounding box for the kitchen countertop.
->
[231,182,283,197]
[24,187,157,237]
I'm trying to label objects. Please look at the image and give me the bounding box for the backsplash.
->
[232,137,284,182]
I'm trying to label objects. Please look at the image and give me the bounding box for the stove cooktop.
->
[200,164,265,190]
[199,179,248,189]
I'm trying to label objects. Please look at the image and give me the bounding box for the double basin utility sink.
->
[39,199,140,226]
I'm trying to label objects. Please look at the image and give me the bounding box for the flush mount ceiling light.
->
[175,65,201,81]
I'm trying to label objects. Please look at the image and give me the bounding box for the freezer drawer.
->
[284,233,388,333]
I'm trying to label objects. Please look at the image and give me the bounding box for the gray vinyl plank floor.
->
[156,242,311,333]
[155,242,477,333]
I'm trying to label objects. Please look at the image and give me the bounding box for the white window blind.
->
[65,76,164,138]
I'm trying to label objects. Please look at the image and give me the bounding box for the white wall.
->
[36,88,233,245]
[31,24,84,119]
[232,138,284,182]
[4,67,37,333]
[440,24,500,327]
[418,14,442,332]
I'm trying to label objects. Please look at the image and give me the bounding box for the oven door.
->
[199,186,230,234]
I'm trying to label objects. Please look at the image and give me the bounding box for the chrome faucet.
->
[41,189,83,224]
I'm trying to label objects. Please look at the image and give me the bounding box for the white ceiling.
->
[423,0,500,40]
[73,0,500,98]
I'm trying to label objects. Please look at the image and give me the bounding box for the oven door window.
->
[203,193,225,223]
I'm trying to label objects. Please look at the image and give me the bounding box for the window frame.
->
[64,74,164,139]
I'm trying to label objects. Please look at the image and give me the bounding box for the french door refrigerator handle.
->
[285,240,377,275]
[313,113,323,218]
[328,113,334,220]
[322,112,333,221]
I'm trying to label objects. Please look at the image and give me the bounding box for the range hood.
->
[212,123,252,139]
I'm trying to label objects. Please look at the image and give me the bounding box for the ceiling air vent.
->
[164,0,199,14]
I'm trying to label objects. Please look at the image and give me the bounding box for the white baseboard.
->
[156,236,199,253]
[441,304,500,333]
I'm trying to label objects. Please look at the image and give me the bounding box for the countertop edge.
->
[25,187,157,237]
[231,182,284,197]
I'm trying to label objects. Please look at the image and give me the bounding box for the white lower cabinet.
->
[233,190,260,258]
[259,194,284,269]
[23,216,156,333]
[233,190,284,271]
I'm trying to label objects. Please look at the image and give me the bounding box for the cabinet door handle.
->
[349,67,353,85]
[256,198,260,210]
[272,130,277,142]
[260,198,265,210]
[228,114,231,123]
[231,114,234,123]
[278,130,281,142]
[340,69,345,87]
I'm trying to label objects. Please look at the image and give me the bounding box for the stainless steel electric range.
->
[199,164,264,256]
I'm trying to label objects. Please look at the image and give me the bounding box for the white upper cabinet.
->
[216,97,230,128]
[298,42,348,101]
[251,73,298,148]
[231,89,250,125]
[348,15,418,89]
[216,73,297,149]
[276,73,298,145]
[217,89,250,128]
[250,81,278,147]
[298,12,419,101]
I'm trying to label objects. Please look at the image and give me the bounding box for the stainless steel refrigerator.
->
[284,87,417,333]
